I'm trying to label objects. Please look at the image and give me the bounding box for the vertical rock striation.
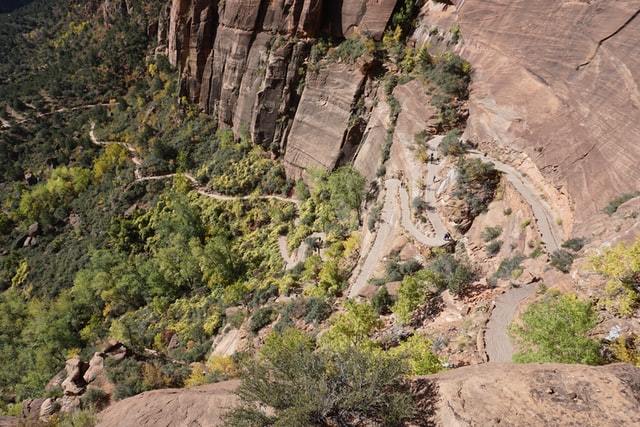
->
[162,0,399,173]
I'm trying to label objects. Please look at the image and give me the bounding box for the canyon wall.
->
[160,0,640,227]
[455,0,640,227]
[163,0,397,178]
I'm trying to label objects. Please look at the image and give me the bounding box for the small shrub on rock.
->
[249,306,275,334]
[481,226,503,242]
[486,240,502,257]
[550,249,575,273]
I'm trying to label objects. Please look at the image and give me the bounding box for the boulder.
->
[61,357,88,395]
[83,352,105,384]
[429,363,640,426]
[38,398,58,420]
[21,398,45,421]
[59,395,81,413]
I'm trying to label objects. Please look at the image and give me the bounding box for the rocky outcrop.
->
[432,362,640,426]
[18,341,127,423]
[446,0,640,228]
[164,0,398,155]
[96,380,240,427]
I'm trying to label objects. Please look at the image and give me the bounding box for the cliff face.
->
[454,0,640,227]
[163,0,396,170]
[161,0,640,226]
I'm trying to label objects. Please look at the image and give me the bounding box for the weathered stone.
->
[83,353,105,384]
[96,380,240,427]
[452,0,640,228]
[165,0,398,153]
[21,398,45,421]
[59,395,81,413]
[38,398,58,420]
[61,357,88,395]
[284,63,366,179]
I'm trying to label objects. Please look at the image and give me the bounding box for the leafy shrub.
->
[385,257,423,282]
[439,129,465,157]
[610,335,640,366]
[106,358,145,400]
[80,388,109,411]
[430,253,474,296]
[368,202,383,231]
[55,409,97,427]
[393,270,440,324]
[486,240,502,257]
[227,329,415,426]
[591,238,640,317]
[389,334,442,375]
[494,254,526,280]
[604,192,639,215]
[510,293,601,364]
[454,158,500,224]
[304,297,332,324]
[319,301,381,351]
[18,166,91,225]
[249,306,275,334]
[550,249,575,273]
[562,238,586,252]
[329,36,371,63]
[372,286,393,315]
[481,226,503,242]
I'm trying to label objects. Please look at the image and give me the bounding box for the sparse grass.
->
[520,219,531,229]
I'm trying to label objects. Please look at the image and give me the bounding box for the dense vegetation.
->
[510,292,601,365]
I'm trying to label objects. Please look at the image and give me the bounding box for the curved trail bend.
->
[89,122,299,205]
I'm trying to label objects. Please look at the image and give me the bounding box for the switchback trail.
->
[468,150,563,253]
[484,284,537,362]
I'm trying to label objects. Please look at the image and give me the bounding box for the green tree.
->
[319,301,381,351]
[510,293,601,364]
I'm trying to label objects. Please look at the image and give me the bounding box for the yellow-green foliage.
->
[510,292,601,364]
[393,270,440,324]
[93,143,129,181]
[51,21,88,49]
[319,301,381,351]
[591,239,640,317]
[389,334,443,375]
[611,335,640,366]
[11,259,29,288]
[18,166,91,223]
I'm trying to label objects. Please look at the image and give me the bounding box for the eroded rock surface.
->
[96,380,240,427]
[454,0,640,227]
[431,362,640,426]
[164,0,398,154]
[95,363,640,426]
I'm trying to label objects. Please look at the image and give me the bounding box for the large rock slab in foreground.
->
[97,380,240,427]
[432,362,640,426]
[96,363,640,426]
